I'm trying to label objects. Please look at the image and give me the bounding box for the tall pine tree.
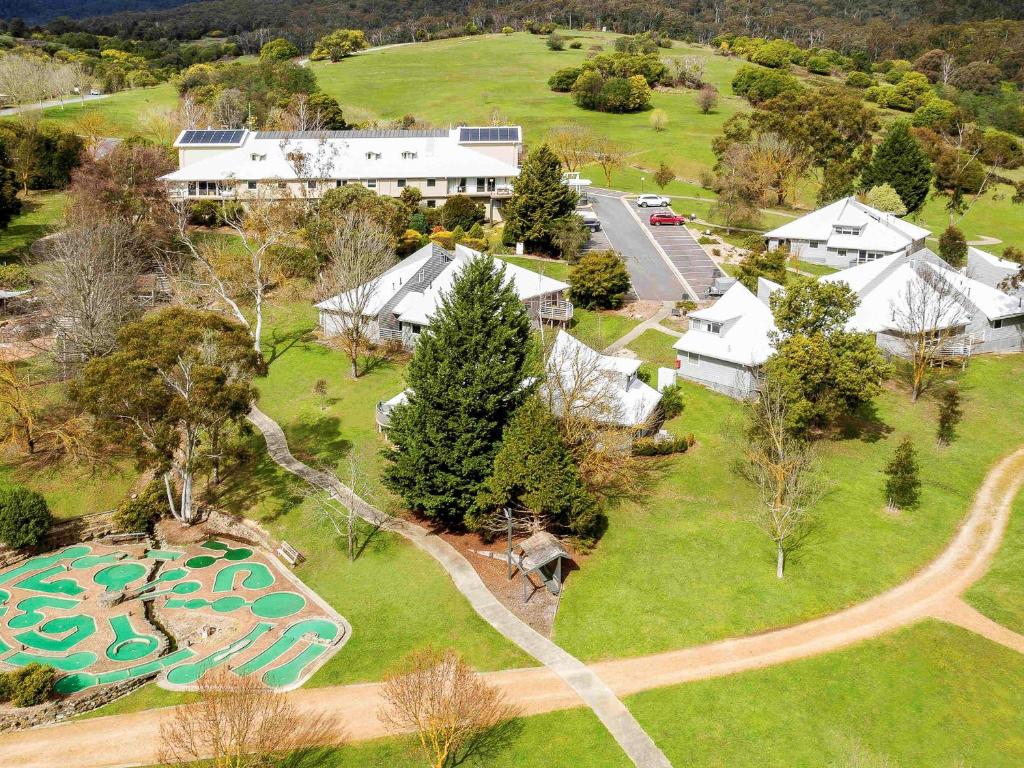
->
[504,143,578,253]
[860,120,932,215]
[382,255,534,527]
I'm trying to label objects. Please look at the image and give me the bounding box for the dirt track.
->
[2,446,1023,768]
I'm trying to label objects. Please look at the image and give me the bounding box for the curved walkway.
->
[2,439,1023,768]
[245,407,672,768]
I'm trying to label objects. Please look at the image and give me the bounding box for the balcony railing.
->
[539,299,573,322]
[375,401,394,429]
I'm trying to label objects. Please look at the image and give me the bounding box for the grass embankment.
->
[554,354,1024,659]
[0,190,65,261]
[628,621,1024,766]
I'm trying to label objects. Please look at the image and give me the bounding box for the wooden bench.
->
[276,541,304,567]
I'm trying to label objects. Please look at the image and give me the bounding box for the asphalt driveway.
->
[589,191,692,301]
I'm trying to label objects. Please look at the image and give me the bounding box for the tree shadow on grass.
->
[289,416,352,468]
[209,438,306,524]
[835,400,894,444]
[264,323,317,367]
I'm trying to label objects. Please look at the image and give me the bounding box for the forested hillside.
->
[11,0,1024,60]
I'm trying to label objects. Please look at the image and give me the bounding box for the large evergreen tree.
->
[475,396,599,541]
[860,120,932,215]
[382,255,534,527]
[503,144,578,253]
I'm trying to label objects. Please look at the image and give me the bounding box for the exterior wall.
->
[463,143,520,166]
[769,237,900,269]
[178,147,231,167]
[675,353,757,399]
[975,314,1024,353]
[319,311,380,343]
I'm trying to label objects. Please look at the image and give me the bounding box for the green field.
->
[313,31,749,184]
[40,84,178,138]
[914,187,1024,257]
[628,620,1024,767]
[553,354,1024,659]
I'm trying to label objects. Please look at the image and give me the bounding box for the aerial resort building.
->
[161,125,524,221]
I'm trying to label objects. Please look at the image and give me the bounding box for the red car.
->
[649,211,686,226]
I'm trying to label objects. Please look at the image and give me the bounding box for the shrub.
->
[440,194,484,231]
[0,262,30,289]
[632,435,689,456]
[0,663,57,707]
[259,38,299,62]
[186,199,220,226]
[805,56,832,75]
[698,235,716,244]
[569,41,583,50]
[548,65,583,92]
[0,486,51,550]
[660,384,685,419]
[546,32,565,51]
[502,26,514,35]
[113,478,170,533]
[845,71,873,88]
[749,40,796,69]
[980,130,1024,169]
[428,229,455,250]
[938,226,967,268]
[911,98,959,131]
[731,65,801,104]
[569,249,631,308]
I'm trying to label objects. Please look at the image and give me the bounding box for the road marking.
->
[619,197,698,301]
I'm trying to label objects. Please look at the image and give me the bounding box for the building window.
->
[684,352,700,366]
[336,180,346,188]
[993,318,1004,329]
[365,152,381,160]
[856,251,885,264]
[277,182,286,190]
[402,151,417,159]
[426,178,436,188]
[247,181,257,190]
[476,178,485,192]
[250,153,267,162]
[397,179,407,188]
[366,179,377,189]
[426,200,436,208]
[706,321,722,334]
[306,180,316,189]
[834,225,861,235]
[809,241,820,248]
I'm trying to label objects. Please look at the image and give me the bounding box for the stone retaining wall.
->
[0,510,116,569]
[0,674,154,733]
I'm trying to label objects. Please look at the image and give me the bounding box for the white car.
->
[636,194,670,207]
[578,210,601,231]
[89,89,102,96]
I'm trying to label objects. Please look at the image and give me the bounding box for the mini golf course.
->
[0,538,349,697]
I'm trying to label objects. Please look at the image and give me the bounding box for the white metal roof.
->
[545,330,662,429]
[765,197,930,254]
[163,127,521,183]
[673,282,778,366]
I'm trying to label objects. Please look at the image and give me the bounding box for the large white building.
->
[317,243,572,348]
[161,126,523,221]
[765,197,930,269]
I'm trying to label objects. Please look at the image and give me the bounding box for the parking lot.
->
[585,192,724,302]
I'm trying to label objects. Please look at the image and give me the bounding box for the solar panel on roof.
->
[459,126,519,143]
[179,129,245,145]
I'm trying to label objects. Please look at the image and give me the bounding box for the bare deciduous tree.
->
[318,210,396,378]
[380,648,521,768]
[545,125,597,172]
[159,668,336,768]
[173,196,292,355]
[889,262,971,402]
[739,375,821,578]
[591,136,626,188]
[40,213,143,361]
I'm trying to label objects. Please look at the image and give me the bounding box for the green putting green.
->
[8,595,80,628]
[184,555,217,569]
[106,615,160,661]
[144,549,183,560]
[6,650,97,671]
[250,592,305,619]
[15,565,86,596]
[15,615,96,652]
[164,623,273,686]
[70,553,126,570]
[213,562,275,593]
[234,619,340,679]
[0,547,91,585]
[94,563,148,592]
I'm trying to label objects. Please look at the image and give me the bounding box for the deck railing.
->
[539,299,573,322]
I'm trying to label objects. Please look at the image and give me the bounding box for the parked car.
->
[89,89,102,96]
[649,212,686,226]
[579,211,601,231]
[637,194,670,207]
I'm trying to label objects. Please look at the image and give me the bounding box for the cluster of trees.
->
[383,253,644,544]
[549,46,666,113]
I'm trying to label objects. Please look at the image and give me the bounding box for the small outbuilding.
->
[513,531,574,599]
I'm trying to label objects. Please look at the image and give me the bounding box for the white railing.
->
[539,299,573,322]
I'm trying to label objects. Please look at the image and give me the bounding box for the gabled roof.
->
[315,244,569,325]
[968,246,1022,293]
[545,330,662,429]
[674,282,778,366]
[764,197,930,254]
[163,127,521,183]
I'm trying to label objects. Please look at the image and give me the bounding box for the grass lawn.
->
[795,259,839,276]
[913,187,1024,256]
[628,620,1024,767]
[554,354,1024,660]
[965,492,1024,635]
[624,328,678,379]
[569,308,641,350]
[313,31,750,185]
[40,84,178,137]
[0,461,139,520]
[502,255,571,282]
[289,707,630,768]
[0,190,65,261]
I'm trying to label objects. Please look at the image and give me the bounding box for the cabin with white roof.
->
[967,246,1023,296]
[765,197,930,269]
[317,244,572,348]
[161,126,523,221]
[672,278,781,398]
